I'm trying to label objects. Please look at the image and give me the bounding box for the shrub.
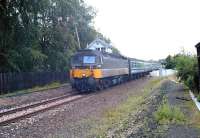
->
[174,54,198,92]
[197,95,200,102]
[154,101,185,124]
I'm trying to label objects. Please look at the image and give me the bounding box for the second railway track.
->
[0,91,85,125]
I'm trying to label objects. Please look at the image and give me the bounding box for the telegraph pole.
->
[74,23,81,49]
[74,0,81,49]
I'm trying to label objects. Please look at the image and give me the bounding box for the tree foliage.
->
[0,0,106,72]
[165,55,176,69]
[165,53,199,92]
[175,54,198,92]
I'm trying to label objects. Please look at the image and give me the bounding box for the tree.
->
[112,47,120,55]
[0,0,107,72]
[165,55,176,69]
[175,54,198,92]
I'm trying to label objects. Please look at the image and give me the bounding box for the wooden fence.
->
[0,72,69,94]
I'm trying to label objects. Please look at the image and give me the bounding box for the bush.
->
[174,54,198,92]
[197,95,200,102]
[154,101,186,124]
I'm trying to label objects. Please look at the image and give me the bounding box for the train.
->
[70,49,160,92]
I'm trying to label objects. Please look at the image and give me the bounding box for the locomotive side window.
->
[72,55,82,64]
[83,56,96,64]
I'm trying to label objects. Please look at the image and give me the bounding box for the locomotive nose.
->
[71,69,94,78]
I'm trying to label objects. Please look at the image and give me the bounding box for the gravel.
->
[0,77,152,138]
[1,77,197,138]
[0,84,72,111]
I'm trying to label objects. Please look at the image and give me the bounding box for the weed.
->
[154,100,185,124]
[0,81,62,98]
[89,78,164,137]
[187,101,200,128]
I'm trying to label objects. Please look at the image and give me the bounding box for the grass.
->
[186,101,200,128]
[154,98,186,124]
[89,77,165,137]
[0,82,63,98]
[91,96,145,137]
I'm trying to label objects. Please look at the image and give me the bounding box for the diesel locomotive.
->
[70,49,160,92]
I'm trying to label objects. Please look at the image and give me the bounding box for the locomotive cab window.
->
[83,56,96,64]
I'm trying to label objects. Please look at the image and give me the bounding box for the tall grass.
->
[154,99,186,124]
[89,78,164,137]
[0,82,62,98]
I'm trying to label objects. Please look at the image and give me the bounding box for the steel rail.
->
[0,91,85,125]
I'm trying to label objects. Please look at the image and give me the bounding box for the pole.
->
[74,0,81,49]
[74,23,81,49]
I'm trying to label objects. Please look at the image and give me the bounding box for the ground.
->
[0,84,71,110]
[0,76,199,138]
[123,80,200,138]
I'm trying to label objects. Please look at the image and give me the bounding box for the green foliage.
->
[165,55,176,69]
[0,0,106,72]
[165,52,198,92]
[112,46,120,55]
[0,81,62,98]
[175,54,198,92]
[197,95,200,102]
[154,99,186,124]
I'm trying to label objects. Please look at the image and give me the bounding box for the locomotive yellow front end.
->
[70,50,103,91]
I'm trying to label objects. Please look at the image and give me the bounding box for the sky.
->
[85,0,200,60]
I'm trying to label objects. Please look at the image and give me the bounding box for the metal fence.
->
[0,72,69,94]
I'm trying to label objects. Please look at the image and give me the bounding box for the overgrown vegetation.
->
[90,78,163,137]
[0,82,62,98]
[187,101,200,128]
[165,55,176,69]
[0,0,109,73]
[165,52,199,92]
[197,95,200,102]
[154,98,186,124]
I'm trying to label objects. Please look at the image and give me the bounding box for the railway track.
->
[0,91,85,125]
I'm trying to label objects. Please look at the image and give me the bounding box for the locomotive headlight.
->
[97,65,101,68]
[82,73,86,77]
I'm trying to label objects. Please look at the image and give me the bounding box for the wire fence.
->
[0,72,69,94]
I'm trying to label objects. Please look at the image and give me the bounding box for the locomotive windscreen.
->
[83,56,96,64]
[71,54,98,66]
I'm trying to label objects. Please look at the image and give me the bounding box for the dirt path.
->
[164,81,200,138]
[122,80,200,138]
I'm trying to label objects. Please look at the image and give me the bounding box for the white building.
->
[87,38,113,53]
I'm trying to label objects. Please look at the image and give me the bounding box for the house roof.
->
[87,38,113,49]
